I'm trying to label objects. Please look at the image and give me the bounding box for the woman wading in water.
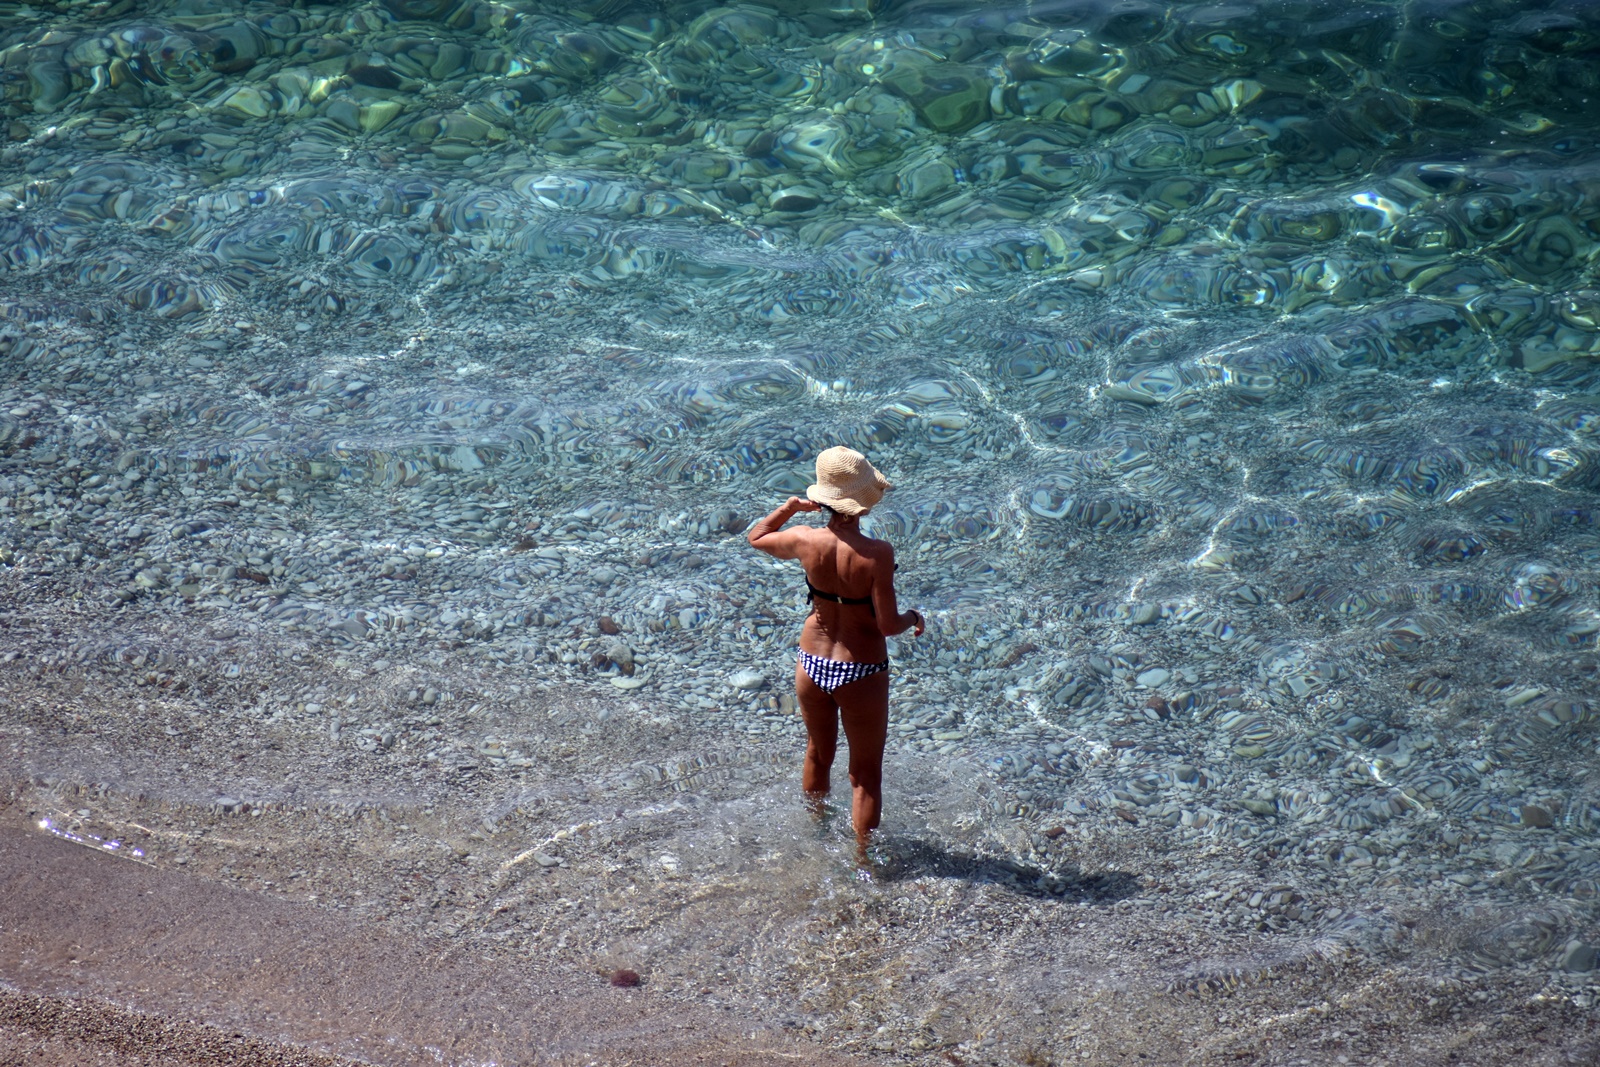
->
[747,446,925,855]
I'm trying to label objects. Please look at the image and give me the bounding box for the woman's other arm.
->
[747,496,819,559]
[870,546,925,637]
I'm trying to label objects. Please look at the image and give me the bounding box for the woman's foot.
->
[802,789,831,825]
[854,831,881,877]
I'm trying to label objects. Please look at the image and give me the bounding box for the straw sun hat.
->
[805,446,890,516]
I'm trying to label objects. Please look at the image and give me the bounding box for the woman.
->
[747,446,925,854]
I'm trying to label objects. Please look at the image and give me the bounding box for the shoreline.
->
[3,806,1595,1067]
[0,817,861,1067]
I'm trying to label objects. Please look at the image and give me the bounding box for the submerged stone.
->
[885,62,993,133]
[1562,941,1598,973]
[769,187,821,212]
[1520,804,1555,829]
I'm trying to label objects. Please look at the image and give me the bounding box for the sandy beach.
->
[0,817,866,1067]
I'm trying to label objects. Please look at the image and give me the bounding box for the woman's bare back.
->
[746,496,921,650]
[791,523,896,662]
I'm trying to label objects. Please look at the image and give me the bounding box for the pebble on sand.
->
[1520,804,1555,829]
[731,670,767,690]
[1135,668,1170,689]
[1561,941,1597,973]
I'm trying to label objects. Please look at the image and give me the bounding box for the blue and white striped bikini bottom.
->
[798,649,889,693]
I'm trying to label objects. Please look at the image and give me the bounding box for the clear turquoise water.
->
[3,1,1600,1062]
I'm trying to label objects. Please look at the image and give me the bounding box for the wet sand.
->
[1,985,364,1067]
[0,818,860,1067]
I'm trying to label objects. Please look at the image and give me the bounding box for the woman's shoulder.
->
[856,535,895,565]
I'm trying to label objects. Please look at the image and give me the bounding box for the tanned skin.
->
[747,496,924,855]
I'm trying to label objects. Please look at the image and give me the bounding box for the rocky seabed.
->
[4,0,1600,1064]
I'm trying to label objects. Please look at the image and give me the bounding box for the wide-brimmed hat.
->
[806,446,890,515]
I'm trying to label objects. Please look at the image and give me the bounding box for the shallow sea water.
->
[3,1,1600,1064]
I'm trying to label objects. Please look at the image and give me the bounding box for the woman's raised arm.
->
[747,495,820,559]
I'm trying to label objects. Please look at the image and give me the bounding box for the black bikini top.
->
[806,578,874,608]
[805,564,897,616]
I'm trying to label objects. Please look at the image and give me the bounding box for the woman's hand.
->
[749,496,817,557]
[909,609,926,637]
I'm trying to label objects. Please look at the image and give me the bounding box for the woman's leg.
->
[795,658,838,798]
[833,669,890,847]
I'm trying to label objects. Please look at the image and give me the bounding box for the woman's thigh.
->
[833,670,889,771]
[796,657,838,742]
